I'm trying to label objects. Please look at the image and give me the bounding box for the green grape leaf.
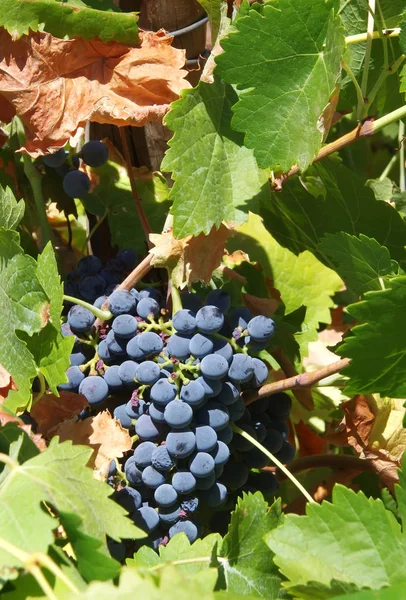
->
[338,276,406,397]
[0,439,143,572]
[230,213,343,355]
[0,186,24,231]
[0,0,139,45]
[82,163,170,256]
[219,493,282,598]
[216,0,345,171]
[318,233,396,297]
[0,229,49,410]
[332,584,406,600]
[0,424,40,480]
[128,532,221,574]
[260,161,406,262]
[163,76,270,237]
[196,0,222,42]
[265,484,406,597]
[25,243,73,396]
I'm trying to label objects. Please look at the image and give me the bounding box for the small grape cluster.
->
[42,140,109,198]
[61,285,294,547]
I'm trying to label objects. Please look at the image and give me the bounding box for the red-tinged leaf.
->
[30,391,88,438]
[0,30,191,156]
[0,364,17,404]
[0,408,46,451]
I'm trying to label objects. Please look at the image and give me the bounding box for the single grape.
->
[200,354,229,380]
[151,445,176,471]
[229,306,253,330]
[116,248,137,270]
[106,330,127,356]
[150,379,177,405]
[205,289,231,314]
[67,305,95,333]
[78,376,109,406]
[107,539,126,561]
[195,305,224,334]
[180,381,206,407]
[195,425,217,453]
[220,459,249,490]
[242,447,270,469]
[166,428,196,458]
[118,360,138,386]
[115,486,142,512]
[227,397,246,421]
[189,333,214,358]
[126,337,146,361]
[251,358,269,387]
[196,402,229,431]
[113,404,133,429]
[81,140,109,167]
[247,315,275,341]
[217,381,240,406]
[108,290,137,316]
[263,428,284,454]
[103,365,123,389]
[133,506,159,534]
[268,392,292,418]
[97,339,113,363]
[217,425,233,444]
[196,376,222,398]
[172,470,196,494]
[137,332,164,356]
[138,288,162,303]
[269,418,289,439]
[77,255,102,276]
[180,291,202,313]
[142,465,166,489]
[125,398,147,419]
[252,420,267,443]
[275,440,295,463]
[134,441,156,469]
[212,338,233,364]
[148,402,166,424]
[164,400,193,429]
[124,456,143,486]
[158,504,181,528]
[169,520,199,543]
[154,484,178,507]
[195,471,216,490]
[211,440,230,466]
[58,366,84,392]
[167,333,192,359]
[135,361,160,385]
[63,169,91,198]
[94,295,108,309]
[228,354,254,383]
[69,348,89,366]
[43,148,67,168]
[136,297,160,319]
[189,452,215,478]
[201,482,228,508]
[173,309,197,335]
[135,414,163,442]
[112,314,138,339]
[100,269,121,287]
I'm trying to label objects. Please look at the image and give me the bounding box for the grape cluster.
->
[61,286,294,547]
[63,248,138,306]
[42,140,109,198]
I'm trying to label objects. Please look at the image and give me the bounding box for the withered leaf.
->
[30,391,88,438]
[149,223,233,288]
[0,364,17,404]
[0,29,191,156]
[56,410,132,480]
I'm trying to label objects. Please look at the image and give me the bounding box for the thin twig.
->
[358,0,376,120]
[244,358,350,406]
[277,453,374,476]
[271,349,315,411]
[345,28,400,45]
[118,127,152,245]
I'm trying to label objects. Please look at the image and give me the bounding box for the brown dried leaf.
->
[0,29,191,156]
[149,224,233,288]
[0,364,17,404]
[242,293,279,316]
[340,395,406,489]
[0,408,46,451]
[56,410,132,479]
[317,86,340,140]
[30,391,88,437]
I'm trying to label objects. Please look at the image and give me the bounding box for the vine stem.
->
[345,27,400,45]
[358,0,376,120]
[277,453,374,475]
[274,105,406,189]
[399,120,405,192]
[15,118,54,250]
[0,453,19,470]
[118,127,152,245]
[232,424,315,504]
[33,372,46,405]
[149,556,213,571]
[63,295,113,321]
[30,566,58,600]
[244,358,350,406]
[170,278,183,315]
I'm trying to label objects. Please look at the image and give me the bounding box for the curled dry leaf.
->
[242,293,279,317]
[30,391,88,438]
[0,409,46,451]
[340,395,406,489]
[56,410,132,480]
[149,223,233,288]
[0,364,17,404]
[0,29,191,156]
